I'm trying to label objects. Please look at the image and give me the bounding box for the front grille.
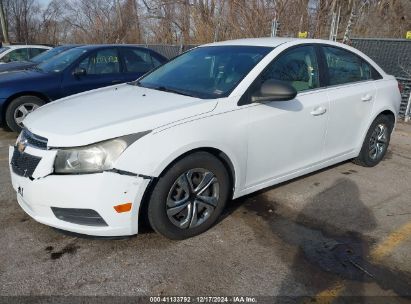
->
[11,147,41,178]
[51,208,108,226]
[22,129,48,150]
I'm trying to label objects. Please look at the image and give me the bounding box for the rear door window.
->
[29,48,48,59]
[322,46,376,86]
[150,53,165,67]
[122,48,154,73]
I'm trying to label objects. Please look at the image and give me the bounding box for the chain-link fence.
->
[140,40,411,121]
[139,44,196,59]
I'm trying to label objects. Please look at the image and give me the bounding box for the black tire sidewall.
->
[147,152,230,240]
[359,115,393,167]
[5,96,45,132]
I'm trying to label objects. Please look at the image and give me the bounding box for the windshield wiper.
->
[134,81,197,98]
[150,85,196,97]
[29,65,43,72]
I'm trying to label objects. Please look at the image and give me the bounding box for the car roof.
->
[203,37,297,47]
[74,44,155,51]
[6,45,51,49]
[202,37,354,49]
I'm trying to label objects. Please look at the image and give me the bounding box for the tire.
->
[5,95,45,132]
[353,115,394,167]
[147,152,230,240]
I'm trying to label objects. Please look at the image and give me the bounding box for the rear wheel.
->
[353,115,393,167]
[147,152,230,240]
[5,96,45,132]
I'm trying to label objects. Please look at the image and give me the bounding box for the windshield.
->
[31,46,74,63]
[37,47,87,73]
[137,46,273,99]
[0,47,9,54]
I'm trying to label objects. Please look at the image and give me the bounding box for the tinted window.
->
[151,53,165,67]
[29,48,47,58]
[323,46,374,85]
[123,48,153,73]
[138,46,272,99]
[38,48,87,73]
[78,48,120,75]
[31,46,75,63]
[1,48,29,62]
[261,45,319,92]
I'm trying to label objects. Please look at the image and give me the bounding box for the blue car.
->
[0,45,167,132]
[0,45,82,73]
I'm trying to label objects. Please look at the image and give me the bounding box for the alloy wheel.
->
[369,123,388,160]
[14,103,40,127]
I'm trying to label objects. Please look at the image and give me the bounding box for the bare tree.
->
[0,0,409,45]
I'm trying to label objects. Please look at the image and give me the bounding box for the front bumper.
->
[9,146,150,236]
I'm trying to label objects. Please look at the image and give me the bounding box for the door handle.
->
[112,79,122,83]
[310,106,327,116]
[361,94,373,102]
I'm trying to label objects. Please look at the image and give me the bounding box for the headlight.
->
[54,132,149,174]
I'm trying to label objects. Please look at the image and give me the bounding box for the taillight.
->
[398,82,404,94]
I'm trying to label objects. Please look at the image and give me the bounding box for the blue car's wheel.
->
[5,96,45,132]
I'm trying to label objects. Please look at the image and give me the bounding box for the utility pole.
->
[0,0,9,44]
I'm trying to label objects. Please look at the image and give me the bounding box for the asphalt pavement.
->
[0,123,410,302]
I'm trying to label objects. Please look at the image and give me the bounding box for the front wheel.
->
[147,152,230,240]
[353,115,393,167]
[5,96,45,132]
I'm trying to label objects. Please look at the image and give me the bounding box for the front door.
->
[244,45,329,188]
[62,48,124,97]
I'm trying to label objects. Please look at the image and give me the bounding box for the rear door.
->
[320,45,377,159]
[62,47,123,96]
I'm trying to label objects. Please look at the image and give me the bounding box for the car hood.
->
[0,68,44,81]
[0,61,33,72]
[24,84,217,147]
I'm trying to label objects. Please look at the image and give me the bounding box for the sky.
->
[38,0,52,8]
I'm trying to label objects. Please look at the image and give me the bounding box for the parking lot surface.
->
[0,124,410,302]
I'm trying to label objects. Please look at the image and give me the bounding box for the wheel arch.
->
[357,107,397,153]
[161,147,236,189]
[2,91,50,121]
[137,146,238,230]
[378,109,396,125]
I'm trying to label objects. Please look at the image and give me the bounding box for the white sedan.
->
[0,44,51,63]
[9,38,401,239]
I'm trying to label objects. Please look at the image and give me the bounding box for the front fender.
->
[114,113,248,197]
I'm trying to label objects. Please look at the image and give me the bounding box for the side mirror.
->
[73,67,87,77]
[251,79,297,103]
